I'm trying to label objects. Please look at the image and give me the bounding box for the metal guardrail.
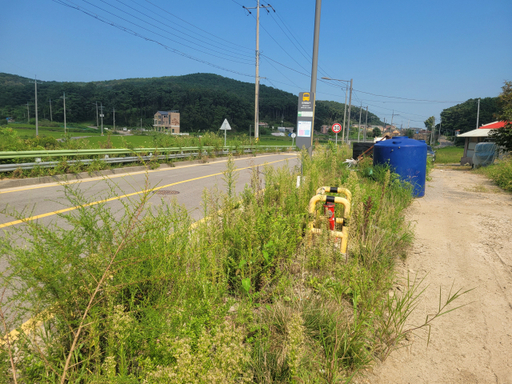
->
[0,146,295,172]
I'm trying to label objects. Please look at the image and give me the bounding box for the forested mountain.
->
[0,72,382,132]
[440,97,499,135]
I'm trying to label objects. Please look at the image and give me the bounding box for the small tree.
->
[372,127,382,138]
[489,81,512,151]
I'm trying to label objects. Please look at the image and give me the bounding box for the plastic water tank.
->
[373,137,427,197]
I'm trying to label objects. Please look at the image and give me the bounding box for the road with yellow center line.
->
[0,153,299,229]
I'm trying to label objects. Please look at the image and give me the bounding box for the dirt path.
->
[363,167,512,383]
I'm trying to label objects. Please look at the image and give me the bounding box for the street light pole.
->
[321,77,350,143]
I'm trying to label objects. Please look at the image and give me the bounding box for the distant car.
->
[427,145,436,162]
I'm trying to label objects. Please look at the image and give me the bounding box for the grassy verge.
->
[474,154,512,192]
[0,145,465,383]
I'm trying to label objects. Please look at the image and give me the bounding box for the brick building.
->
[153,111,180,133]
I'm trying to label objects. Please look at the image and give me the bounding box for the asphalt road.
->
[0,153,300,231]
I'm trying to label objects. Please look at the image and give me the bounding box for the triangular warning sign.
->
[219,118,232,131]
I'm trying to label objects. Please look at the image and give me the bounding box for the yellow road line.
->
[0,157,296,229]
[0,153,296,195]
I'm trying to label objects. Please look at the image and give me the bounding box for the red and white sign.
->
[331,123,342,133]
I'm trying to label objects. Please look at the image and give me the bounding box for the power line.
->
[53,0,255,78]
[142,0,253,53]
[84,0,253,64]
[353,88,465,103]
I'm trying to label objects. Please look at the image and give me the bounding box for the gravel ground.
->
[358,167,512,383]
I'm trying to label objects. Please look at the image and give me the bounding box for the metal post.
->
[49,99,53,121]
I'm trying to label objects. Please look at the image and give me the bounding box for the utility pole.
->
[364,106,368,142]
[49,99,53,122]
[96,102,99,128]
[343,85,348,143]
[357,102,362,142]
[346,79,353,143]
[99,103,104,136]
[243,1,274,141]
[34,76,39,137]
[113,108,116,131]
[62,92,67,135]
[27,102,30,123]
[438,117,442,142]
[476,98,480,129]
[390,110,399,135]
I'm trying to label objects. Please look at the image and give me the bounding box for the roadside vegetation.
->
[0,125,297,180]
[0,144,467,383]
[474,154,512,192]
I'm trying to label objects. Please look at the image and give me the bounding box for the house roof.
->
[458,128,493,138]
[479,121,508,129]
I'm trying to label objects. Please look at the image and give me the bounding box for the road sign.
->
[219,119,232,130]
[296,91,315,152]
[331,123,342,133]
[291,133,296,138]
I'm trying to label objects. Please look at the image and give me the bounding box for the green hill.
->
[0,72,382,132]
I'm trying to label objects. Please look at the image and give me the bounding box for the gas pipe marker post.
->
[332,123,342,146]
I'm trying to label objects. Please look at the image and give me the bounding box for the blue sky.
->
[1,0,511,127]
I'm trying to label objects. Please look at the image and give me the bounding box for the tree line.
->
[0,72,382,133]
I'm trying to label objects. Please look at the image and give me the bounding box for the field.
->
[2,123,298,148]
[435,146,464,163]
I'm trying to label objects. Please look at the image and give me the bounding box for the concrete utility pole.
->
[96,102,99,128]
[390,110,399,134]
[476,98,480,129]
[49,99,53,122]
[113,108,116,131]
[99,103,104,136]
[346,79,353,143]
[243,1,274,141]
[438,117,442,141]
[364,106,368,141]
[27,103,30,123]
[34,76,39,137]
[321,77,349,143]
[62,92,67,134]
[430,116,436,145]
[357,103,362,142]
[343,85,348,143]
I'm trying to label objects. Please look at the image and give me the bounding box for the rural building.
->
[153,110,180,133]
[457,121,507,165]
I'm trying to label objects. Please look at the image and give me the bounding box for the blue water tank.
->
[373,137,427,197]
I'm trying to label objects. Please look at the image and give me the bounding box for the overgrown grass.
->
[474,154,512,192]
[435,146,464,164]
[0,145,467,383]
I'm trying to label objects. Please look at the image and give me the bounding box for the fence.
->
[0,145,296,172]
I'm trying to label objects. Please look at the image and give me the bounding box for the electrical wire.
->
[53,0,255,78]
[144,0,253,53]
[85,0,253,64]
